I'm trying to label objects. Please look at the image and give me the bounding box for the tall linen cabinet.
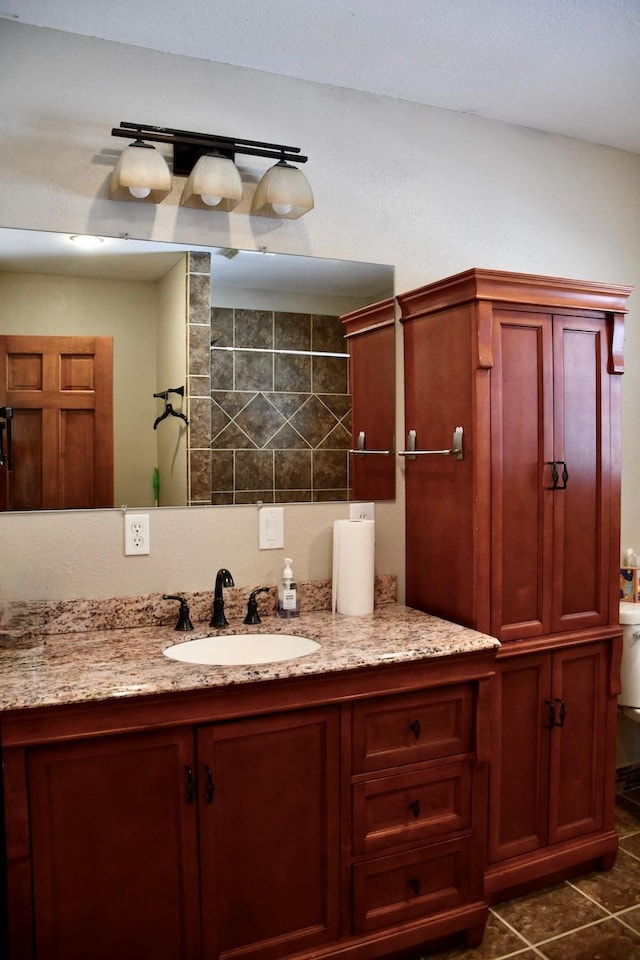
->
[398,268,632,900]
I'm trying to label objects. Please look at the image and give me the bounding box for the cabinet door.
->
[197,707,340,960]
[28,727,200,960]
[488,653,552,864]
[548,642,607,844]
[491,311,613,639]
[550,315,612,632]
[403,304,477,626]
[342,299,395,502]
[490,310,555,641]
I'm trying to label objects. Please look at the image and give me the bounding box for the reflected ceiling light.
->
[110,122,313,219]
[180,153,243,211]
[108,138,172,203]
[69,234,105,248]
[251,159,314,220]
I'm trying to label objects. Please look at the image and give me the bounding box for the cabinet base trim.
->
[485,829,619,903]
[272,902,488,960]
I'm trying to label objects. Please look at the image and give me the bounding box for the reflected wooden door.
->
[0,335,113,509]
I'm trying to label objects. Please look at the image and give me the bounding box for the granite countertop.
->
[0,605,500,714]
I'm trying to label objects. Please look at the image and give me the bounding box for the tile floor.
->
[422,792,640,959]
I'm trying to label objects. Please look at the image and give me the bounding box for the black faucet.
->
[243,587,270,625]
[162,595,194,631]
[210,568,234,627]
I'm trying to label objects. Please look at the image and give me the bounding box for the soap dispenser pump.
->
[277,557,300,619]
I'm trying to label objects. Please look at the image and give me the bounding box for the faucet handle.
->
[243,587,270,625]
[163,595,194,631]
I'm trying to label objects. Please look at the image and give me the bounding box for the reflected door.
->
[0,335,114,510]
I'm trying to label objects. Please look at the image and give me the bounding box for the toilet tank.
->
[619,602,640,708]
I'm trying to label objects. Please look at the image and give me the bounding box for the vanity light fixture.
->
[180,153,243,211]
[110,122,314,219]
[250,159,314,219]
[108,138,172,203]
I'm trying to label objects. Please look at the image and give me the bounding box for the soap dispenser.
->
[277,557,300,619]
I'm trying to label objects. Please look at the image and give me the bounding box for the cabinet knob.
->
[409,719,421,740]
[409,799,421,819]
[408,876,421,897]
[554,698,566,727]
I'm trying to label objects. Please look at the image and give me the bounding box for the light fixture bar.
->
[112,121,308,174]
[109,121,313,218]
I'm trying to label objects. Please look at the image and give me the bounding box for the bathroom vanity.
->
[0,605,499,960]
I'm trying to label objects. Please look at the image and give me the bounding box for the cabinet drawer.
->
[352,760,472,855]
[352,685,473,773]
[352,837,471,933]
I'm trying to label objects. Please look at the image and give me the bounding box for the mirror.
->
[0,228,394,510]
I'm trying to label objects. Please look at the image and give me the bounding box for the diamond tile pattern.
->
[205,307,351,503]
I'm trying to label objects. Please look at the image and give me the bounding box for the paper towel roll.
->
[332,519,375,615]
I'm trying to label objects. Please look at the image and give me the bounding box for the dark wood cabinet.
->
[349,683,489,948]
[2,655,497,960]
[27,727,201,960]
[22,709,340,960]
[341,298,395,501]
[486,637,619,898]
[490,309,615,641]
[197,709,340,960]
[398,269,630,640]
[398,268,631,900]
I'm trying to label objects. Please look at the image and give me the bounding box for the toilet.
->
[619,601,640,722]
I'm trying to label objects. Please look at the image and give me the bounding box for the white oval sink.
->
[163,633,320,666]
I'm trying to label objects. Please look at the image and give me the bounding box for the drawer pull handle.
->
[204,765,215,804]
[408,876,421,897]
[185,765,195,804]
[409,799,421,819]
[409,719,421,739]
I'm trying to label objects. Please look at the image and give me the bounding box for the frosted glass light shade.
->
[180,154,243,211]
[109,141,172,203]
[250,161,314,219]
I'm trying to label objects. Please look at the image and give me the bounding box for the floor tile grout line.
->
[565,877,617,916]
[618,843,640,864]
[487,909,537,950]
[615,912,640,938]
[530,913,627,948]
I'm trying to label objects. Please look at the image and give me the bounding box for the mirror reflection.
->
[0,229,394,511]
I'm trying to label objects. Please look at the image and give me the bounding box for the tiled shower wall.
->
[187,253,352,505]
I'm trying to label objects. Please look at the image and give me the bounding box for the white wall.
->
[1,21,639,602]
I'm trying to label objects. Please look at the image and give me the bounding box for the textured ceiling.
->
[3,0,640,153]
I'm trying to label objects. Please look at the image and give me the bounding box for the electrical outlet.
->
[349,501,375,521]
[124,513,150,555]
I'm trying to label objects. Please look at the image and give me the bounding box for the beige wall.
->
[1,21,639,602]
[0,271,159,507]
[156,256,188,506]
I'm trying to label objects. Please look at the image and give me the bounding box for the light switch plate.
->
[349,501,375,521]
[259,507,284,549]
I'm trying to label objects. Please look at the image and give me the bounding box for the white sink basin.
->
[163,633,320,666]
